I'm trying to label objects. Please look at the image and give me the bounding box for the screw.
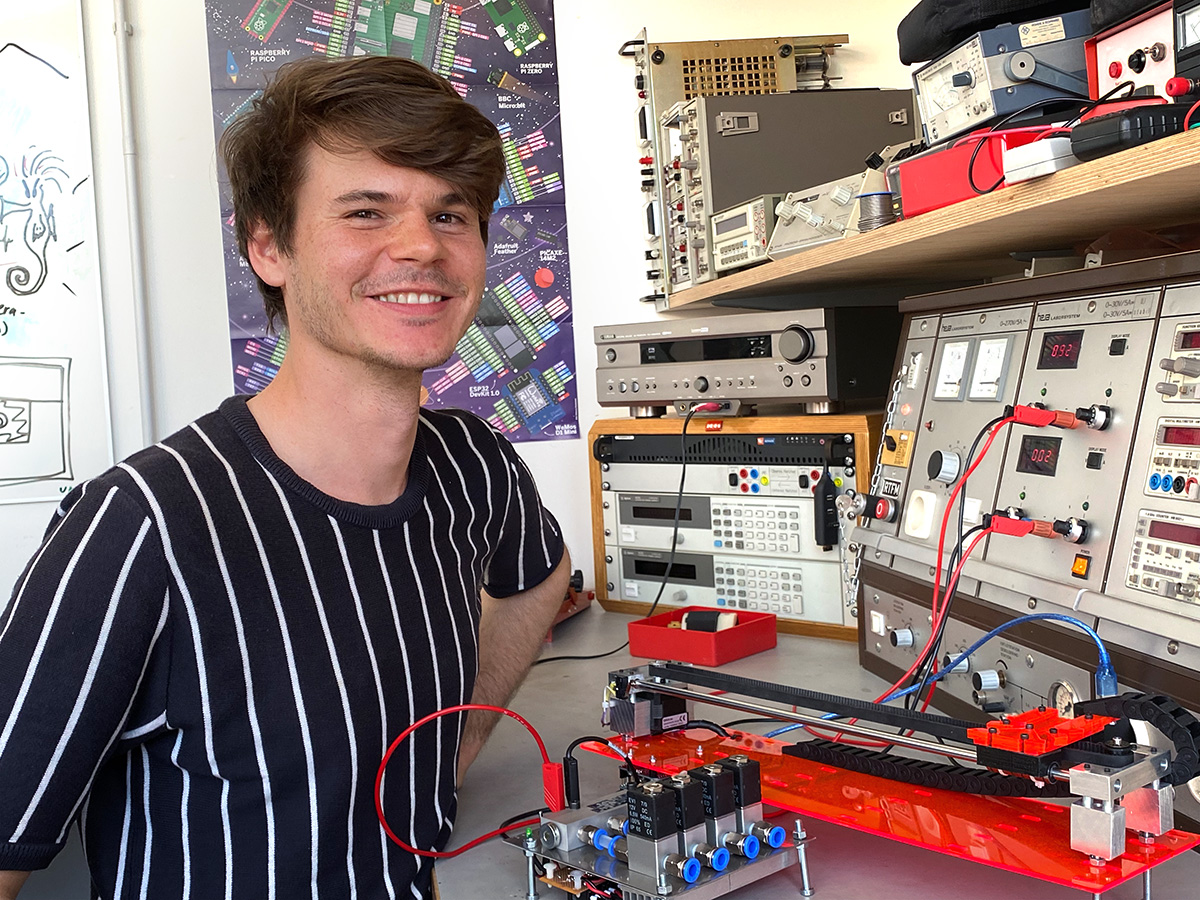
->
[1028,598,1038,610]
[872,594,880,605]
[1026,654,1035,668]
[1168,641,1180,655]
[793,819,815,897]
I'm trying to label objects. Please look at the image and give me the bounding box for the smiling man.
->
[0,57,568,900]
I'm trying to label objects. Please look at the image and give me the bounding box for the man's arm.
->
[0,870,29,900]
[458,551,571,781]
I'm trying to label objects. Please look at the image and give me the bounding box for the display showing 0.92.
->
[1016,434,1063,476]
[1038,330,1084,369]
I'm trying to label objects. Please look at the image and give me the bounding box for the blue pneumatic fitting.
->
[711,847,730,871]
[763,825,787,848]
[743,834,760,859]
[681,857,702,884]
[590,828,611,851]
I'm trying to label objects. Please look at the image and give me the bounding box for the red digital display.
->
[1016,434,1062,476]
[1037,330,1084,370]
[1181,331,1200,350]
[1162,426,1200,446]
[1148,520,1200,547]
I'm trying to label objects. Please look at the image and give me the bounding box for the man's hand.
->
[457,552,572,782]
[0,870,29,900]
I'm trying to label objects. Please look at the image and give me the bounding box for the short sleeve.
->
[0,481,170,870]
[481,435,564,598]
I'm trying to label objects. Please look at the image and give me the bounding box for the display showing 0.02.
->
[1016,434,1062,477]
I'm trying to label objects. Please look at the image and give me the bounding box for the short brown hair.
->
[220,56,504,330]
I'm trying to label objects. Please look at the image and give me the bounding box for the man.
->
[0,56,568,900]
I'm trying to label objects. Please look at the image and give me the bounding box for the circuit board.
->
[480,0,546,57]
[241,0,293,40]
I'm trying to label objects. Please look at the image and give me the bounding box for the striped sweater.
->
[0,396,563,900]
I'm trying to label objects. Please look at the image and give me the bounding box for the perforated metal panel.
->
[680,54,780,98]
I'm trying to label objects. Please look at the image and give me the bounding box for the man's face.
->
[250,145,487,376]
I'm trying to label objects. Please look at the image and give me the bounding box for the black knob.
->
[651,48,666,64]
[695,376,709,393]
[778,325,815,363]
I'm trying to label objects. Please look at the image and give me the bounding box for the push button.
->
[1109,338,1126,356]
[1071,554,1091,579]
[1086,451,1104,470]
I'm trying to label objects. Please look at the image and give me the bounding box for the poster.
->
[0,3,113,503]
[205,0,579,442]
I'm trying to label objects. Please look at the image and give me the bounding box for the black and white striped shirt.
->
[0,396,563,900]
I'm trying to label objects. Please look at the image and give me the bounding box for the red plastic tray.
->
[586,731,1200,893]
[626,606,776,666]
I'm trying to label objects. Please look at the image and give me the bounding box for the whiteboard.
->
[0,0,113,504]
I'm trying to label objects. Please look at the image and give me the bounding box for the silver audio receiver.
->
[595,308,901,415]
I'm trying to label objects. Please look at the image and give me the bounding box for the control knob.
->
[1174,357,1200,378]
[694,376,710,393]
[941,653,970,674]
[927,450,961,484]
[778,325,815,363]
[889,628,914,647]
[1155,382,1180,397]
[972,669,1004,691]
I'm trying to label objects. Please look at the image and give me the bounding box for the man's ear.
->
[246,222,287,288]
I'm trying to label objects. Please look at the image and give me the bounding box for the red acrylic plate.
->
[585,730,1200,893]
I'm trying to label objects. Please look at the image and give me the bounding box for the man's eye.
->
[349,209,380,219]
[435,212,467,225]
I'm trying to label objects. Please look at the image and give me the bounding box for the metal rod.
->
[523,831,539,899]
[1143,867,1152,900]
[634,680,979,763]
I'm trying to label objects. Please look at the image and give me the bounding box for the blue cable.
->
[765,613,1117,739]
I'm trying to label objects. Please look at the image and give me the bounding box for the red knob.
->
[1108,61,1122,79]
[639,156,653,165]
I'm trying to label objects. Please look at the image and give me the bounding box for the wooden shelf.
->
[665,128,1200,309]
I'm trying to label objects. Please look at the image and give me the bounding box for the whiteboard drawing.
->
[0,356,70,487]
[0,44,73,300]
[0,2,113,505]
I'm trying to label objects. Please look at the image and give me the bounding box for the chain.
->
[843,369,908,614]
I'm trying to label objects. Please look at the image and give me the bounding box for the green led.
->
[1040,388,1047,396]
[1082,502,1090,511]
[1019,491,1026,500]
[1105,388,1112,397]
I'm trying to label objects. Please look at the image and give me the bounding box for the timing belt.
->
[783,739,1073,798]
[646,663,976,743]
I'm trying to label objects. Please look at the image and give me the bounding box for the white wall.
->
[2,0,915,594]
